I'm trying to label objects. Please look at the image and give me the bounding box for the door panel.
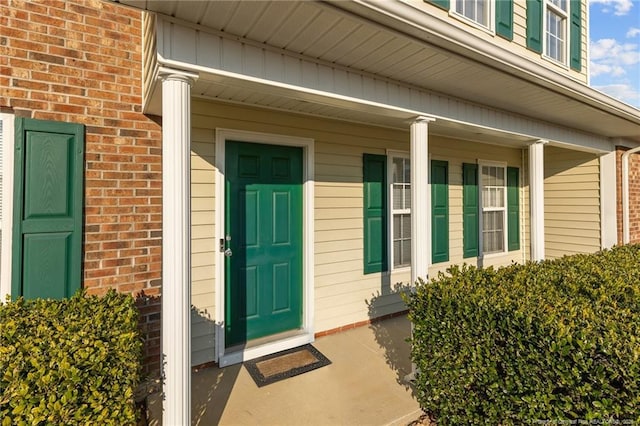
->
[225,141,303,347]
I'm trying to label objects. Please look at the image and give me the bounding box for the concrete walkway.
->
[148,315,422,425]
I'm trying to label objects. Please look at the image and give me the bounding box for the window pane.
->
[393,213,411,267]
[393,184,403,210]
[404,186,411,209]
[482,211,504,254]
[392,158,403,183]
[457,0,488,26]
[402,214,411,238]
[546,10,565,62]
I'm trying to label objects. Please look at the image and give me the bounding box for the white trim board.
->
[214,128,315,366]
[0,113,14,300]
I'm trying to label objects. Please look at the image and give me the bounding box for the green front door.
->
[225,141,303,347]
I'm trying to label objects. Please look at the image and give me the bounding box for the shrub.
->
[406,244,640,425]
[0,290,142,425]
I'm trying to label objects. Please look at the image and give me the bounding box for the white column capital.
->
[411,115,436,125]
[159,66,198,85]
[531,139,549,145]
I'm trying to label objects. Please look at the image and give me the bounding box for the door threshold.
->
[219,331,313,367]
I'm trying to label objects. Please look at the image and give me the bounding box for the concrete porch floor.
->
[147,315,423,425]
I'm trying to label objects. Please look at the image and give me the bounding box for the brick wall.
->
[1,0,162,375]
[616,147,640,244]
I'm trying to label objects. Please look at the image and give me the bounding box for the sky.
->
[588,0,640,108]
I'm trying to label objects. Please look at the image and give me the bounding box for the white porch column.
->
[410,117,435,284]
[160,67,197,426]
[529,140,547,261]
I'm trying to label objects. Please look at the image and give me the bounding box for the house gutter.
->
[622,147,640,243]
[328,0,640,129]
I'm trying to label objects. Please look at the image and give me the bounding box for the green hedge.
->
[406,244,640,425]
[0,290,142,425]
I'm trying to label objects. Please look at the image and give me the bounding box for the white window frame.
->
[0,113,14,300]
[543,0,569,66]
[387,150,411,271]
[451,0,494,32]
[478,161,508,257]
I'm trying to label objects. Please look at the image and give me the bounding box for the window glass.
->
[455,0,489,27]
[480,165,506,255]
[391,156,411,268]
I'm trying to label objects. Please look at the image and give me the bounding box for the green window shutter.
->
[495,0,514,40]
[424,0,450,11]
[569,0,582,71]
[526,0,543,53]
[431,160,449,263]
[462,163,479,258]
[363,154,388,274]
[12,118,85,299]
[507,167,520,251]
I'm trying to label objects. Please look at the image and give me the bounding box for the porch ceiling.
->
[117,0,640,145]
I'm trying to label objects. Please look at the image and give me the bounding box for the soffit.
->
[117,0,640,144]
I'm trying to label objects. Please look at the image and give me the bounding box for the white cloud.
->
[593,83,640,105]
[590,38,640,77]
[627,28,640,38]
[589,0,634,16]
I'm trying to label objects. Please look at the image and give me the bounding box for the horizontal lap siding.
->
[190,100,530,363]
[544,146,600,259]
[190,128,217,366]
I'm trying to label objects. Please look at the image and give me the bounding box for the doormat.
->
[244,344,331,387]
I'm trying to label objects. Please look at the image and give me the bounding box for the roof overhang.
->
[115,0,640,147]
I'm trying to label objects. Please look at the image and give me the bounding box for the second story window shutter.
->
[495,0,514,40]
[570,0,582,71]
[462,163,479,258]
[526,0,543,53]
[363,154,388,274]
[425,0,450,11]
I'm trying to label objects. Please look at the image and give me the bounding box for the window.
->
[425,0,514,40]
[363,154,450,274]
[527,0,582,70]
[545,0,568,64]
[391,156,411,268]
[480,165,506,254]
[454,0,491,28]
[463,163,520,258]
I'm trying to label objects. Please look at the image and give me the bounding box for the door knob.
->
[224,248,233,257]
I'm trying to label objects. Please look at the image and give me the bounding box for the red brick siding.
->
[616,147,640,244]
[1,0,162,375]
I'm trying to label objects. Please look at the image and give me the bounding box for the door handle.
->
[220,235,232,256]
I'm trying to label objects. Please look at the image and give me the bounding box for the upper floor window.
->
[425,0,514,41]
[453,0,491,29]
[545,0,568,64]
[527,0,582,71]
